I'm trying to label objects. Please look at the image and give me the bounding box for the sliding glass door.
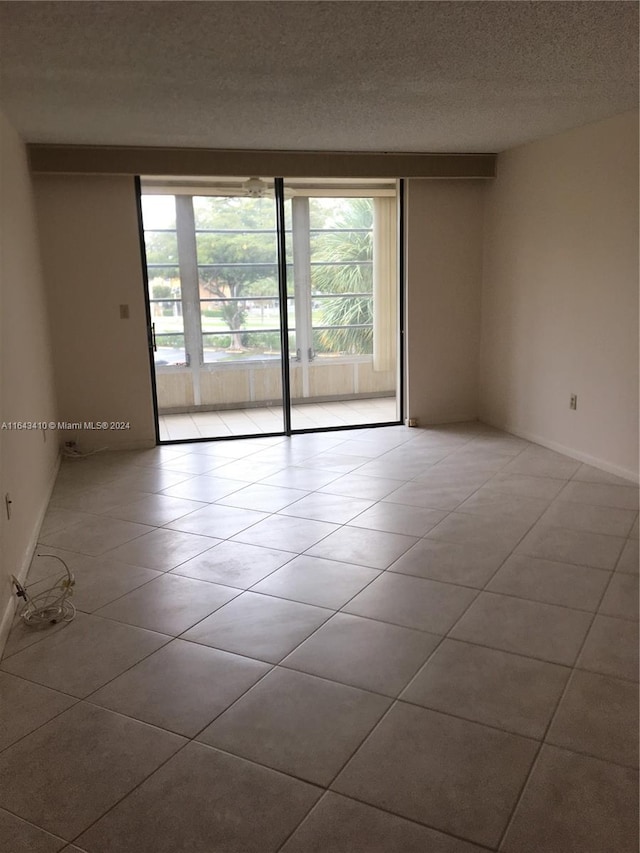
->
[285,182,399,430]
[139,178,401,442]
[141,181,287,440]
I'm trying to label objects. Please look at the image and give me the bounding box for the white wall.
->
[0,112,59,649]
[34,175,156,451]
[33,175,487,442]
[479,111,639,480]
[405,179,485,424]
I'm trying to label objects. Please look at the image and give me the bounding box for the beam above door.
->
[28,145,496,179]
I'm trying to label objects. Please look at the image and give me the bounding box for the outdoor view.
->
[141,192,375,365]
[140,177,398,439]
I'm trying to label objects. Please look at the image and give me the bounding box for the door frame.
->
[136,176,406,444]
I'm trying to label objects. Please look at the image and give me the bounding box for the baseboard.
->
[480,418,639,484]
[0,452,61,657]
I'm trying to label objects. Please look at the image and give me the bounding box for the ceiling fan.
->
[240,177,296,199]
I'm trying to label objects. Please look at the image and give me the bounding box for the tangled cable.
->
[12,555,76,626]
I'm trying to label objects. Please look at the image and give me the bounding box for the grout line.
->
[494,562,625,850]
[3,424,637,851]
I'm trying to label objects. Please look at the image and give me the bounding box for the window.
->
[142,181,397,373]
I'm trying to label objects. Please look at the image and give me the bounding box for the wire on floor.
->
[11,555,76,626]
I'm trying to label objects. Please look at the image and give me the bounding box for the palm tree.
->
[310,198,373,355]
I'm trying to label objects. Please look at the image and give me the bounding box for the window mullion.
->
[291,197,313,397]
[175,196,204,405]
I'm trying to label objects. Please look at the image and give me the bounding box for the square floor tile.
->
[159,475,244,502]
[261,466,342,490]
[128,446,191,466]
[425,512,533,551]
[95,574,238,635]
[556,481,639,510]
[1,614,169,697]
[546,669,638,767]
[232,515,339,552]
[411,469,493,491]
[39,507,98,539]
[318,473,402,501]
[38,516,152,557]
[577,615,639,681]
[516,525,625,570]
[104,528,219,571]
[0,808,66,853]
[450,592,592,666]
[456,490,549,524]
[170,540,293,588]
[539,500,637,537]
[486,554,610,611]
[572,463,637,487]
[208,459,287,482]
[0,703,184,839]
[105,467,195,495]
[216,483,308,512]
[0,672,76,751]
[433,446,514,470]
[280,792,486,853]
[502,745,638,853]
[298,453,373,474]
[384,482,477,511]
[164,503,268,537]
[158,454,221,475]
[76,742,320,853]
[251,555,380,609]
[282,613,439,697]
[332,702,537,848]
[356,459,430,481]
[1,612,71,661]
[51,484,153,515]
[307,526,417,569]
[348,502,446,536]
[463,435,530,455]
[598,572,639,621]
[198,667,390,785]
[181,592,331,663]
[34,548,162,613]
[90,639,270,737]
[502,447,581,479]
[387,538,510,587]
[279,493,375,524]
[401,639,569,739]
[482,472,566,500]
[343,572,477,634]
[102,494,207,526]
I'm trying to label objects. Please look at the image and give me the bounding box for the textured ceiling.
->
[0,1,637,153]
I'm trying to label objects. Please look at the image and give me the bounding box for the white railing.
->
[156,356,395,413]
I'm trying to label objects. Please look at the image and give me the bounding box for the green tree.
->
[194,197,278,350]
[152,283,176,316]
[310,198,373,355]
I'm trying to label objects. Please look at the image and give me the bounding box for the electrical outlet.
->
[570,394,577,410]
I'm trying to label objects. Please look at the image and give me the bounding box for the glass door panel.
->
[284,180,400,431]
[141,181,286,441]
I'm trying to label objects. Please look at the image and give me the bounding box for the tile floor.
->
[158,396,398,440]
[0,422,638,852]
